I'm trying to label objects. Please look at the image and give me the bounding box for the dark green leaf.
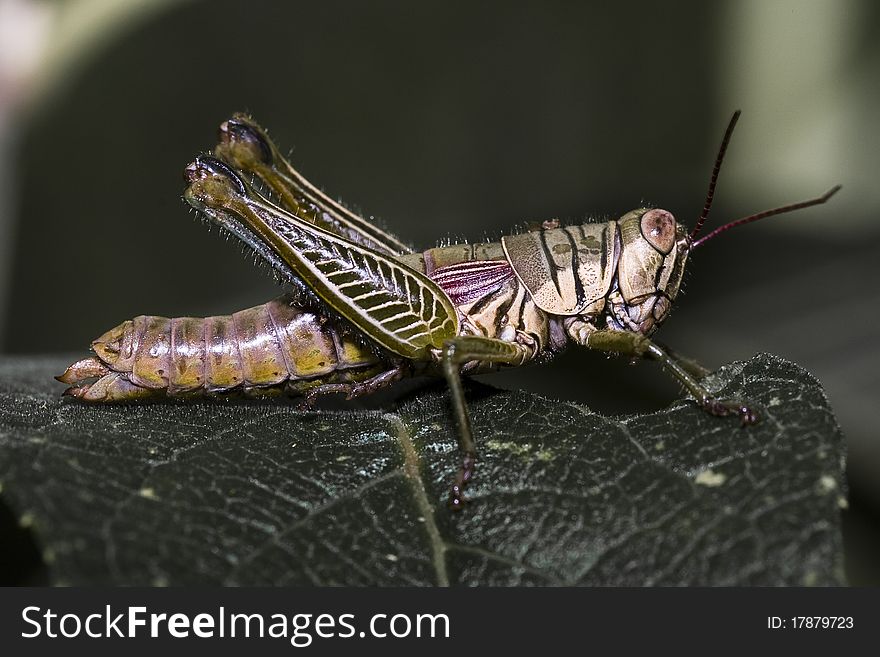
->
[0,353,846,585]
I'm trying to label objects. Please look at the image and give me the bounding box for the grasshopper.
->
[58,111,839,508]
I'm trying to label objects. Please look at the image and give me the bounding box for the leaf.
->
[0,353,846,585]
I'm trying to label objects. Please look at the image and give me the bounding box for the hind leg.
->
[297,365,407,409]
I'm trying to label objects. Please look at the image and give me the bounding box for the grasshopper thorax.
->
[605,208,690,335]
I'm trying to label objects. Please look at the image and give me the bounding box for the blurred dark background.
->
[0,0,878,583]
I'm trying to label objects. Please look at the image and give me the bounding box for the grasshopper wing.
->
[185,156,459,360]
[213,113,412,257]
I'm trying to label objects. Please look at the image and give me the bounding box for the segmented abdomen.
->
[89,295,380,397]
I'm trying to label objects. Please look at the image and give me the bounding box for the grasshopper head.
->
[609,208,690,335]
[608,111,841,336]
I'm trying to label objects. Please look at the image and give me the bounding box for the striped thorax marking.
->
[502,223,619,315]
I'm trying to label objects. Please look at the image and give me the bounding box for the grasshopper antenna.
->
[691,184,842,249]
[689,110,841,249]
[689,110,741,243]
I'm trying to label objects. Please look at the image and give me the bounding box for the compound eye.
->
[640,209,676,255]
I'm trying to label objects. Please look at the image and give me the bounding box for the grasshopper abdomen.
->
[58,296,388,401]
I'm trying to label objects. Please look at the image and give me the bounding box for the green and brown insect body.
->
[58,111,840,509]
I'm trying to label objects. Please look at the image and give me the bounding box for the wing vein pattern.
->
[256,202,459,358]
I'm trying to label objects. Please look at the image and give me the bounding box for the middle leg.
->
[438,336,530,509]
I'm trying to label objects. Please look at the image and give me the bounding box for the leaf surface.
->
[0,354,846,585]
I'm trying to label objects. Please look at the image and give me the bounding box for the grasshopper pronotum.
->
[58,111,839,508]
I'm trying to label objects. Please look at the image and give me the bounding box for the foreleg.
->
[585,330,757,424]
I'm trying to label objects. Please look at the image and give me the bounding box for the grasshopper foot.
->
[700,398,758,426]
[448,452,476,511]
